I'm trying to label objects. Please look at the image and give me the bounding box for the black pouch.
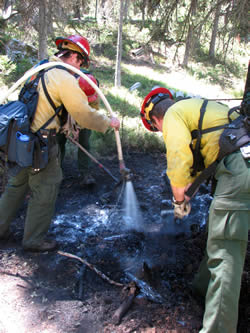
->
[190,141,205,176]
[38,143,49,169]
[7,119,32,165]
[33,132,49,170]
[15,131,36,167]
[218,115,250,160]
[6,120,18,163]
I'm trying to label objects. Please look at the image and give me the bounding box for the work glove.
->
[172,198,191,219]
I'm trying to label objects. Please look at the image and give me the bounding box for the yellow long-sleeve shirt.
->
[31,56,110,133]
[162,98,236,187]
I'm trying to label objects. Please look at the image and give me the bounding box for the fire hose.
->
[66,135,118,183]
[0,61,129,179]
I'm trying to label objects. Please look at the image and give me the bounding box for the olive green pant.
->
[0,147,62,248]
[57,129,92,174]
[193,151,250,333]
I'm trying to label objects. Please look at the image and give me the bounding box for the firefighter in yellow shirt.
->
[140,87,250,333]
[0,35,120,252]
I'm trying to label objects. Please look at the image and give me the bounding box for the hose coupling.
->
[120,167,132,181]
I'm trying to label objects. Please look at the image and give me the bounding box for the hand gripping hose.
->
[0,62,127,176]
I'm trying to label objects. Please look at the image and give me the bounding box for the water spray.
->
[118,82,145,231]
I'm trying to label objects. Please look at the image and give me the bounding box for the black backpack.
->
[0,65,68,171]
[186,98,250,198]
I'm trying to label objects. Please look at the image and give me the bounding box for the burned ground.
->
[0,152,249,333]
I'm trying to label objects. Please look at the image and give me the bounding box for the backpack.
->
[185,99,250,198]
[0,64,68,171]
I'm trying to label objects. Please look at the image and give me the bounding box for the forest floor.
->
[0,151,249,333]
[0,49,249,332]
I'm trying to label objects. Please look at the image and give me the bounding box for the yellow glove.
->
[172,198,191,219]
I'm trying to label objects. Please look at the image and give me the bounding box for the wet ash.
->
[0,152,249,333]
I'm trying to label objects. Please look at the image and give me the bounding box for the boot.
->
[80,173,96,186]
[23,239,57,252]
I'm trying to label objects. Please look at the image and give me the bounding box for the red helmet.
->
[140,87,173,131]
[79,73,99,103]
[55,35,90,62]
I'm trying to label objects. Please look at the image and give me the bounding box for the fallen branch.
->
[78,264,87,299]
[112,283,137,325]
[57,251,124,288]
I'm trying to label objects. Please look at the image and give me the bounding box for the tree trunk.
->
[73,0,81,19]
[38,0,48,60]
[182,0,197,67]
[182,26,193,67]
[98,0,113,24]
[95,0,98,21]
[209,3,221,58]
[47,0,54,36]
[115,0,124,87]
[124,0,130,22]
[141,0,146,28]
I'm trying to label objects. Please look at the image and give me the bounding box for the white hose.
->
[0,61,125,169]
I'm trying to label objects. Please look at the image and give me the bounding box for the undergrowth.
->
[0,19,249,158]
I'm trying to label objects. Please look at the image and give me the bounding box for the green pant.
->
[194,151,250,333]
[0,146,62,248]
[57,129,92,174]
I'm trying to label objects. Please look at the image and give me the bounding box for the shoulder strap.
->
[41,73,59,112]
[190,99,208,176]
[36,65,69,132]
[185,160,219,198]
[191,124,226,139]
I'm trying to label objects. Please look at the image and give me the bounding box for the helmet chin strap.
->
[151,116,163,132]
[145,93,170,121]
[0,61,126,176]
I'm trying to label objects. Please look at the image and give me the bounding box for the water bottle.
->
[16,131,30,142]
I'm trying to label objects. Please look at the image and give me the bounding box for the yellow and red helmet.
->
[140,87,173,131]
[55,35,90,64]
[79,73,99,103]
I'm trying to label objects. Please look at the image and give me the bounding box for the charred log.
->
[112,282,138,325]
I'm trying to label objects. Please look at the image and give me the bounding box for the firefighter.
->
[0,34,120,252]
[57,70,100,185]
[140,87,250,333]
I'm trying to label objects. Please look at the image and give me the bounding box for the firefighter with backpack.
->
[0,34,120,252]
[140,87,250,332]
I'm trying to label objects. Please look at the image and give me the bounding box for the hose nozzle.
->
[120,165,132,182]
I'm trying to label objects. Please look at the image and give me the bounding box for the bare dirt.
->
[0,151,249,333]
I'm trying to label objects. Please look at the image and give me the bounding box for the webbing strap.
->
[5,120,14,155]
[185,160,219,198]
[36,65,68,132]
[191,124,226,139]
[39,74,63,130]
[188,99,224,196]
[191,99,208,176]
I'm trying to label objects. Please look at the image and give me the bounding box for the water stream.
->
[122,180,144,231]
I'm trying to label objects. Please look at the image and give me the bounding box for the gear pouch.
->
[15,131,35,167]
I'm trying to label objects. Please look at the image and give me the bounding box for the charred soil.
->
[0,152,249,333]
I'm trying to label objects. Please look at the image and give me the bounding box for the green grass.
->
[0,55,34,86]
[1,20,248,160]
